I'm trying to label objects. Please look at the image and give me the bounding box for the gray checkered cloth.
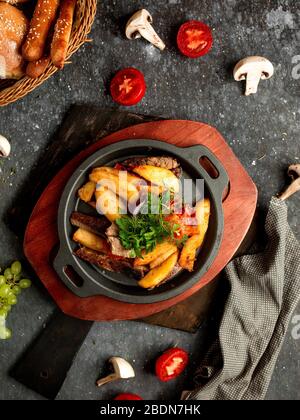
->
[184,197,300,400]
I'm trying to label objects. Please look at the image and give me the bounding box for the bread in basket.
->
[0,0,97,106]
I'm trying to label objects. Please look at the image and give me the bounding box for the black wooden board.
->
[10,312,93,400]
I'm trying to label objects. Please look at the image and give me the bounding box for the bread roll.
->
[0,2,29,79]
[26,56,50,78]
[0,1,30,4]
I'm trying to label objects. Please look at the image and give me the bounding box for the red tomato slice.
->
[114,162,127,171]
[110,68,146,106]
[114,393,143,400]
[155,347,189,382]
[177,21,213,58]
[164,213,198,239]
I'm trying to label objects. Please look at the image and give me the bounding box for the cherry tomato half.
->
[155,347,189,382]
[164,213,198,239]
[110,68,146,106]
[177,21,213,58]
[114,393,143,400]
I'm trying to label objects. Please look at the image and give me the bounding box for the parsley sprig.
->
[116,193,181,257]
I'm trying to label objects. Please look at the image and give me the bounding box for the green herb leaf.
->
[116,193,179,256]
[176,234,189,247]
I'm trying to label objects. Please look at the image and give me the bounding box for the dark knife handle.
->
[10,310,93,400]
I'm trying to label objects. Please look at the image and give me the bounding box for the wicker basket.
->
[0,0,97,107]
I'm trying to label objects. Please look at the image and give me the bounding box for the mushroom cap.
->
[233,56,274,81]
[0,134,11,157]
[125,9,153,39]
[109,357,135,379]
[288,164,300,179]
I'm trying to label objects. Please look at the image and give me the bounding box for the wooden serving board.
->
[24,119,257,321]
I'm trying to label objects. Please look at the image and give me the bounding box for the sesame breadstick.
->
[51,0,76,69]
[22,0,60,62]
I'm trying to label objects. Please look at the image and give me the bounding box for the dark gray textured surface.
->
[0,0,299,400]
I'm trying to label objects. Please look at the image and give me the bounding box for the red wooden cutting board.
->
[24,120,257,321]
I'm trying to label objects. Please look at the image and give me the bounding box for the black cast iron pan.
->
[53,139,228,304]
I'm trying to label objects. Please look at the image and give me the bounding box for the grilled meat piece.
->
[132,264,149,278]
[107,236,133,258]
[105,222,119,237]
[75,247,132,272]
[105,222,134,258]
[166,263,182,280]
[70,212,110,236]
[74,247,148,278]
[122,156,182,178]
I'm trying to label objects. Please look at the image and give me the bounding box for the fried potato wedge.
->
[134,242,177,267]
[132,165,180,193]
[73,228,109,253]
[195,198,210,234]
[89,167,142,201]
[179,198,210,272]
[150,247,178,269]
[95,187,126,222]
[138,250,179,289]
[78,181,96,202]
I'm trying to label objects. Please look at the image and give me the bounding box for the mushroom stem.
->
[278,164,300,200]
[96,373,118,387]
[138,23,165,51]
[96,356,135,388]
[245,70,262,96]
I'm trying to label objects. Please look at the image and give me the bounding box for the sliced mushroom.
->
[233,56,274,96]
[96,357,135,387]
[126,9,165,51]
[278,164,300,200]
[0,134,11,157]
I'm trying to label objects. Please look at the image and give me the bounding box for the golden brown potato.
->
[73,228,108,253]
[134,242,177,267]
[95,187,126,222]
[150,248,178,269]
[195,198,210,234]
[89,167,142,201]
[78,181,96,203]
[178,235,202,272]
[138,250,179,289]
[178,198,210,271]
[132,165,180,193]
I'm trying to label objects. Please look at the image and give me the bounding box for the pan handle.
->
[53,247,87,297]
[189,145,229,200]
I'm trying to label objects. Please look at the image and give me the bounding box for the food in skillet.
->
[71,156,211,289]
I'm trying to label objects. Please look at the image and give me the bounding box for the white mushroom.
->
[278,164,300,200]
[126,9,165,51]
[0,134,11,157]
[96,357,135,387]
[233,56,274,96]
